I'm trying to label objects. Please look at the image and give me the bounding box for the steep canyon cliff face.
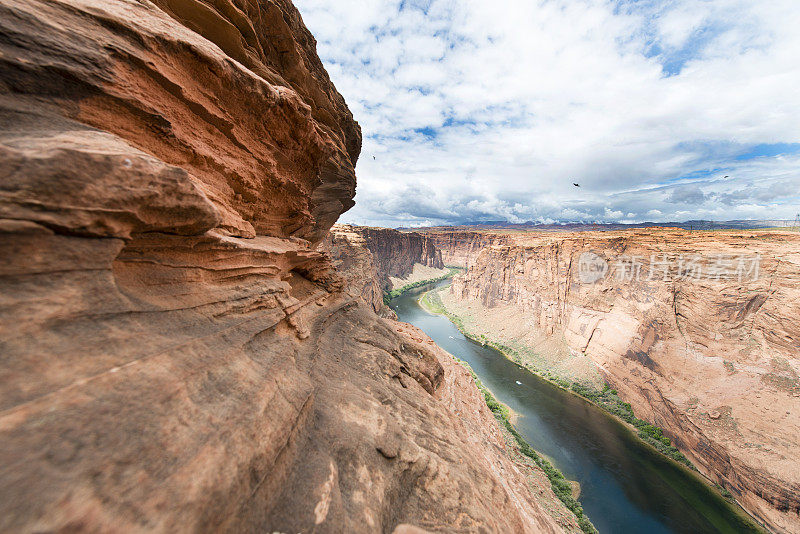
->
[425,230,512,269]
[0,2,578,532]
[321,225,446,315]
[444,230,800,533]
[358,227,444,289]
[322,225,387,315]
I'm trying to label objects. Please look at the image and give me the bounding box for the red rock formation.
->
[321,225,447,314]
[358,227,444,289]
[0,1,579,532]
[322,225,389,316]
[423,230,512,268]
[447,229,800,533]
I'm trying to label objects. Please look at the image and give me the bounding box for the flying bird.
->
[723,175,729,178]
[573,182,580,187]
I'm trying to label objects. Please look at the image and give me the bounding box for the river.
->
[390,280,761,534]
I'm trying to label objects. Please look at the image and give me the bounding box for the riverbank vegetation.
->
[572,382,694,468]
[382,267,462,304]
[455,357,598,534]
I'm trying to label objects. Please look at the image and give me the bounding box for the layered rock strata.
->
[358,227,444,288]
[323,223,457,317]
[0,1,579,532]
[447,229,800,533]
[423,230,512,268]
[322,224,388,315]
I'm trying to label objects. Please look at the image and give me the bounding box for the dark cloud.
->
[714,180,798,205]
[667,185,707,205]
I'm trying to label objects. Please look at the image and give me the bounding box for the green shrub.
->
[383,268,463,303]
[714,483,734,500]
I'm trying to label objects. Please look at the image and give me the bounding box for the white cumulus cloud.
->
[295,0,800,227]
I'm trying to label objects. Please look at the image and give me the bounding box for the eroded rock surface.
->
[431,228,800,533]
[322,224,447,316]
[357,226,444,290]
[425,230,512,269]
[322,224,389,316]
[0,1,578,532]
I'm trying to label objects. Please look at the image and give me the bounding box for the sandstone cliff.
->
[424,230,512,268]
[322,224,388,315]
[446,229,800,533]
[321,225,448,315]
[0,1,579,532]
[358,227,444,289]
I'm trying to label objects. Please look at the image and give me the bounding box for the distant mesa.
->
[398,219,797,232]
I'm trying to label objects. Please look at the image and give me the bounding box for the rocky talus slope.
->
[444,229,800,533]
[0,1,579,532]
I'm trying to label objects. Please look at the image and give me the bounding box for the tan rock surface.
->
[0,1,578,532]
[1,0,358,241]
[322,224,446,312]
[431,228,800,532]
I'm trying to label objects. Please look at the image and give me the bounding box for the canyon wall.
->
[447,229,800,533]
[322,225,445,314]
[0,1,579,532]
[424,230,512,268]
[322,225,387,315]
[358,227,444,289]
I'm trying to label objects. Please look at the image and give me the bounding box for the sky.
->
[293,0,800,227]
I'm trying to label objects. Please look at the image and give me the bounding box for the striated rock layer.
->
[322,224,445,314]
[322,224,388,316]
[358,227,444,290]
[0,1,578,532]
[440,229,800,533]
[425,230,512,269]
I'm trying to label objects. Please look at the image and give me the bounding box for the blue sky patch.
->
[735,143,800,160]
